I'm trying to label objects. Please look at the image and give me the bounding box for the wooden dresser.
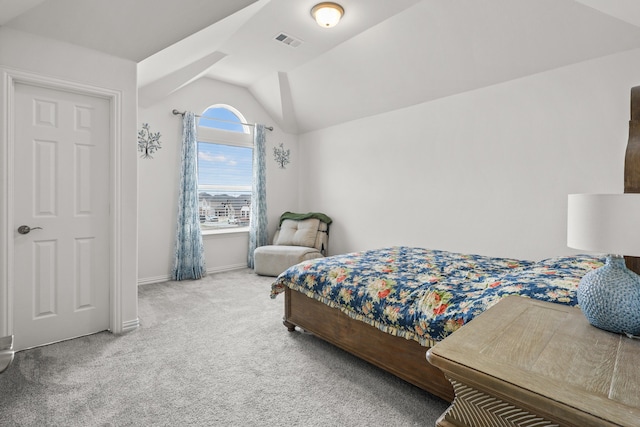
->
[427,296,640,427]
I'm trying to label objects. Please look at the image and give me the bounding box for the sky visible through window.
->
[197,143,252,194]
[198,107,244,132]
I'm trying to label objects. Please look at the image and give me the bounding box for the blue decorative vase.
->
[577,255,640,336]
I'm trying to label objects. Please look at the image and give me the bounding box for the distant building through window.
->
[197,105,253,232]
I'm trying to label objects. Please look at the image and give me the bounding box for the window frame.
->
[197,107,253,236]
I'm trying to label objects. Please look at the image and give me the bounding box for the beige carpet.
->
[0,269,448,426]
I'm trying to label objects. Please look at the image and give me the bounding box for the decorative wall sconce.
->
[138,123,162,159]
[273,143,290,169]
[311,2,344,28]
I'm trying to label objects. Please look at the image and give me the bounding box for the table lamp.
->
[567,194,640,336]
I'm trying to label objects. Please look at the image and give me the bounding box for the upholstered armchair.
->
[253,212,331,277]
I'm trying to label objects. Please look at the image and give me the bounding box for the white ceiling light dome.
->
[311,2,344,28]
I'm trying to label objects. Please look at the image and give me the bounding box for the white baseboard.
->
[207,263,248,275]
[137,275,170,286]
[137,264,249,286]
[121,318,140,333]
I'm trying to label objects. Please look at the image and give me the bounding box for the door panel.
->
[12,83,110,351]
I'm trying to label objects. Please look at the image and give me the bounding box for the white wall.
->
[138,78,298,283]
[298,48,640,261]
[0,27,139,332]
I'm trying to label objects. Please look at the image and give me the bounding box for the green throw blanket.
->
[279,211,332,226]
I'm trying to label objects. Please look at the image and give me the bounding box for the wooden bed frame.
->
[281,86,640,404]
[283,287,455,401]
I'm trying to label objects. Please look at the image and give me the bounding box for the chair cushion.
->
[254,245,323,277]
[273,218,320,247]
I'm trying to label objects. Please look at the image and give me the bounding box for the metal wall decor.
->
[138,123,162,159]
[273,142,290,169]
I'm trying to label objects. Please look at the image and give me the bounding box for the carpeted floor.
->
[0,269,449,426]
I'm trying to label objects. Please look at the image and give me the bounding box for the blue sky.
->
[197,143,252,193]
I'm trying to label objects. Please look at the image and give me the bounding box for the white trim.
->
[205,263,249,275]
[201,227,249,236]
[121,318,140,333]
[0,66,125,338]
[137,275,173,286]
[0,69,12,337]
[137,264,249,286]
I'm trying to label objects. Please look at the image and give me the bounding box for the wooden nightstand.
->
[427,296,640,427]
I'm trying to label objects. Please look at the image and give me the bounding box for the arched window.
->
[197,105,253,233]
[198,105,250,134]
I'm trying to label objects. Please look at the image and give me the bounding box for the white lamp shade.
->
[311,3,344,28]
[567,193,640,256]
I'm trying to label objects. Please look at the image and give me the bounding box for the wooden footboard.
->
[283,287,455,402]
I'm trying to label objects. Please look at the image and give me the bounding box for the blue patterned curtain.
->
[171,112,206,280]
[248,124,268,268]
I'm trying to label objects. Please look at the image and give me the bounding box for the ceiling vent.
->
[274,33,303,48]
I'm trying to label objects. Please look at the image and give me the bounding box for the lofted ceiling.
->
[3,0,640,133]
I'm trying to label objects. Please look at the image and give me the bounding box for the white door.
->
[12,82,110,351]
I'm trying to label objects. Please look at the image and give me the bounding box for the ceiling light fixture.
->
[311,2,344,28]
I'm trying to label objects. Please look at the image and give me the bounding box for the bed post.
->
[624,86,640,274]
[283,288,296,332]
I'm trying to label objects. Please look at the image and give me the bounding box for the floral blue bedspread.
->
[270,246,604,347]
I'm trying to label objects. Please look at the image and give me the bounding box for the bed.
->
[270,86,640,403]
[270,247,604,401]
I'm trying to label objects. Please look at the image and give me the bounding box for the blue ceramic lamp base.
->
[577,255,640,337]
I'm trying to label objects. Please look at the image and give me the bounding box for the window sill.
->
[201,227,249,237]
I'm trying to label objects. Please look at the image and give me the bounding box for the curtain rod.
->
[172,109,273,131]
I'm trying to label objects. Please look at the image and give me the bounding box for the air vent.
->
[274,33,303,48]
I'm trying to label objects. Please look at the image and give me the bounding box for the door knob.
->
[17,225,43,235]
